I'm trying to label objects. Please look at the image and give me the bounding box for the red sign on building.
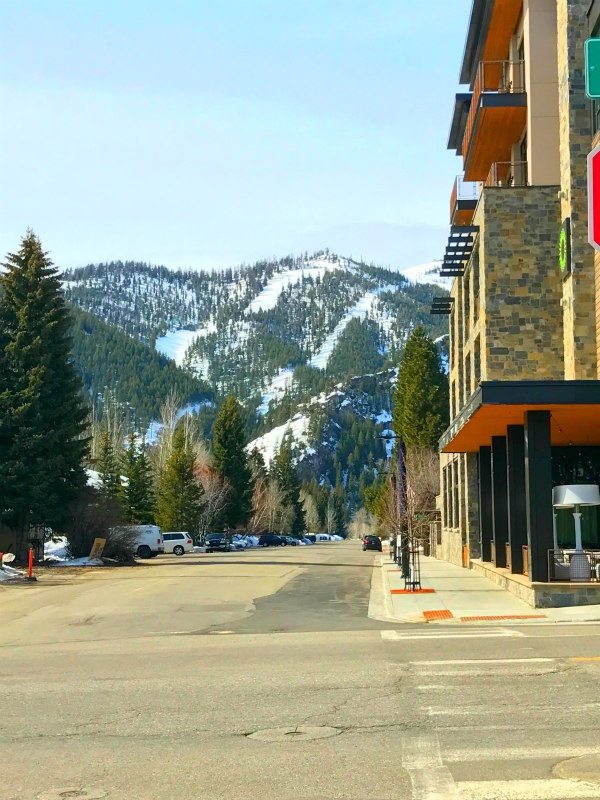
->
[588,144,600,250]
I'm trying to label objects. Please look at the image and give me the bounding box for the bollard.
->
[28,545,34,578]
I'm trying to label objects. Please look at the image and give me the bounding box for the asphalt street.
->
[2,541,600,799]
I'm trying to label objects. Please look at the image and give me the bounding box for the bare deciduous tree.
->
[194,465,231,538]
[250,478,286,533]
[301,490,321,533]
[347,507,378,540]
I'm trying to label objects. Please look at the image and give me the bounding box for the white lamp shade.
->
[553,484,600,508]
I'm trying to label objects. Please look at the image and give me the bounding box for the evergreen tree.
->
[96,430,121,499]
[272,432,305,536]
[247,447,267,482]
[121,434,154,523]
[212,396,253,528]
[0,232,88,554]
[393,326,449,448]
[332,480,348,536]
[155,427,203,532]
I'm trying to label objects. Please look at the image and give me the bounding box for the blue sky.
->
[1,1,472,271]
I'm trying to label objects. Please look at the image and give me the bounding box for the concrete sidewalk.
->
[369,552,600,624]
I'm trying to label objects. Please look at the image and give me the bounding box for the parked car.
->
[282,536,300,546]
[204,533,231,553]
[305,534,317,543]
[258,533,286,547]
[162,532,193,556]
[301,536,314,546]
[363,535,382,552]
[122,525,164,559]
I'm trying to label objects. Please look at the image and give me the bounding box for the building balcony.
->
[449,175,481,225]
[485,161,528,188]
[461,60,527,182]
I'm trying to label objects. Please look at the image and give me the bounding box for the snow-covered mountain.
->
[64,251,448,418]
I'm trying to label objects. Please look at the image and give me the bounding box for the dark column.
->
[506,425,527,574]
[491,436,508,568]
[478,446,493,562]
[524,410,553,582]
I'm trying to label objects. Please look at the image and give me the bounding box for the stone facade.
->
[480,186,564,381]
[557,0,597,379]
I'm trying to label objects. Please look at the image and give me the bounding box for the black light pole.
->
[380,431,420,589]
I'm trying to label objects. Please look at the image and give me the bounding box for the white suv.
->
[162,532,194,556]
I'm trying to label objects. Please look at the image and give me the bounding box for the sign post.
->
[89,538,107,560]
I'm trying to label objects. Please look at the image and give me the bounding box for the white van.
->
[124,525,164,559]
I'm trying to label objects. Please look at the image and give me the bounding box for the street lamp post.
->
[380,432,420,589]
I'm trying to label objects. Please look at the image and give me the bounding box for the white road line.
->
[412,657,553,666]
[445,745,600,763]
[456,778,600,799]
[402,733,459,799]
[381,629,525,641]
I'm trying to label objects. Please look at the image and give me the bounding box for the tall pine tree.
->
[272,432,305,537]
[155,426,203,533]
[97,430,121,499]
[0,232,88,555]
[121,433,154,524]
[393,326,449,448]
[212,396,253,528]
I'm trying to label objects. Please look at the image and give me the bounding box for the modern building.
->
[434,0,600,606]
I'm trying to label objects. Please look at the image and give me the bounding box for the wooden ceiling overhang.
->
[440,381,600,454]
[461,0,523,88]
[463,96,527,182]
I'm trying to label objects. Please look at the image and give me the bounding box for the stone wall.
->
[479,186,564,380]
[557,0,597,379]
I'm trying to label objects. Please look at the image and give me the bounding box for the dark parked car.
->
[258,533,286,547]
[204,533,231,553]
[362,535,382,552]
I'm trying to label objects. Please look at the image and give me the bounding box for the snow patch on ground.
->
[401,261,451,290]
[155,329,199,366]
[145,401,212,445]
[44,536,103,566]
[309,285,397,370]
[373,410,392,424]
[258,367,295,416]
[246,260,344,314]
[155,321,217,367]
[0,565,23,582]
[247,415,310,467]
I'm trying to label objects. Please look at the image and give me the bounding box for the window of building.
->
[464,270,471,335]
[453,461,460,529]
[442,467,448,527]
[465,352,472,399]
[472,243,480,320]
[474,335,481,386]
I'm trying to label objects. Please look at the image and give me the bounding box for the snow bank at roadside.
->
[0,565,23,582]
[43,536,103,567]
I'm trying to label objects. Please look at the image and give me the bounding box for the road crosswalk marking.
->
[381,628,525,641]
[456,778,600,799]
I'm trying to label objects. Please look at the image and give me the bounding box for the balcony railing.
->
[485,161,528,188]
[462,60,526,163]
[449,175,481,222]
